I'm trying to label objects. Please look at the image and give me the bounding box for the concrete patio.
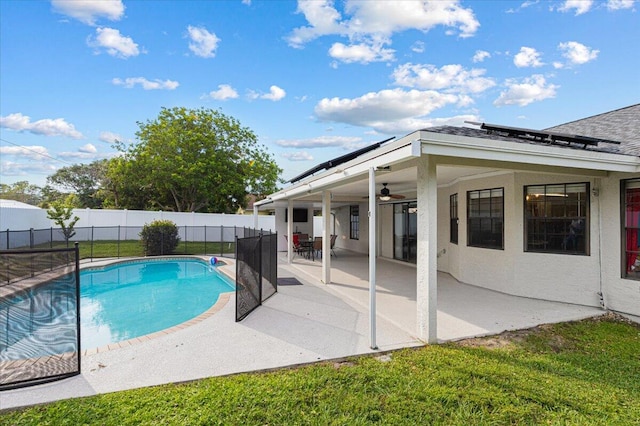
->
[1,251,605,410]
[284,249,606,342]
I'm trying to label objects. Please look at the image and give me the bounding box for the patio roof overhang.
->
[256,128,640,208]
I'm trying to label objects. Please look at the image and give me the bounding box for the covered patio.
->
[281,250,605,344]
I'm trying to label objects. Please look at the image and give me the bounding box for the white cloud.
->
[472,50,490,63]
[607,0,635,10]
[514,47,544,68]
[51,0,124,25]
[0,145,51,160]
[411,41,425,53]
[112,77,179,90]
[557,0,594,15]
[0,113,84,139]
[1,161,58,176]
[187,26,220,58]
[281,152,314,161]
[558,41,599,65]
[78,143,97,153]
[276,135,363,149]
[249,85,286,101]
[314,88,465,133]
[99,131,122,143]
[287,0,479,64]
[206,84,239,100]
[494,75,558,106]
[392,63,496,94]
[88,27,140,58]
[329,41,395,63]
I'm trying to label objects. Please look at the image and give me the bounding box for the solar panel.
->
[466,121,621,149]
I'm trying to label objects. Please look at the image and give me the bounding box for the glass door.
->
[393,202,417,263]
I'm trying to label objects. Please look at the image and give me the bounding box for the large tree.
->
[46,159,109,208]
[107,107,281,213]
[0,181,43,206]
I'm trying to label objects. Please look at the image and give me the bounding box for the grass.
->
[2,315,639,425]
[33,240,237,259]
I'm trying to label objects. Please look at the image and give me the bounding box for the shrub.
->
[140,220,180,256]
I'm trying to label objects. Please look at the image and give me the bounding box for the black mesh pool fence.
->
[0,244,81,390]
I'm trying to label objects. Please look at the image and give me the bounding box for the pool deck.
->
[0,253,607,411]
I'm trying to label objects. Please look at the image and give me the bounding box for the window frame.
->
[524,182,589,255]
[450,193,458,244]
[622,178,640,279]
[467,187,504,250]
[350,205,359,240]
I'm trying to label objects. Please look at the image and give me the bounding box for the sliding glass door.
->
[393,202,417,263]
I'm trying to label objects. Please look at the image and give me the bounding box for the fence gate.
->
[235,232,277,321]
[0,245,81,390]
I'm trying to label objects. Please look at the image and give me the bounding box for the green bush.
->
[139,220,180,256]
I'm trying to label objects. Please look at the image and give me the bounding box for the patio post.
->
[287,200,293,263]
[322,190,331,283]
[253,205,258,230]
[416,154,438,344]
[368,166,378,349]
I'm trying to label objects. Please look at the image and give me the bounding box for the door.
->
[393,202,417,263]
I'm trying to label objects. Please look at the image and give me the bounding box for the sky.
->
[1,0,639,188]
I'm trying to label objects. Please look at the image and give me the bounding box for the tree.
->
[107,107,281,213]
[0,181,43,205]
[46,199,80,244]
[46,160,109,208]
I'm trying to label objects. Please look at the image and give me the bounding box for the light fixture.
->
[379,183,391,201]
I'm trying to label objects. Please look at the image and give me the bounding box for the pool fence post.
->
[90,226,94,261]
[50,227,53,248]
[204,225,208,255]
[74,242,82,374]
[117,225,121,258]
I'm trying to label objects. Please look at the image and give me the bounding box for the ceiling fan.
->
[365,183,405,201]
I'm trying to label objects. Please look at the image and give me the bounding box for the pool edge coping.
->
[81,255,236,356]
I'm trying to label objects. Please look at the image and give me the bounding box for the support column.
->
[253,205,259,229]
[416,154,438,344]
[322,190,331,284]
[368,167,378,349]
[287,200,293,264]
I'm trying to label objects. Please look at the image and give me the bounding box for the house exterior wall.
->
[436,171,603,307]
[333,202,370,253]
[601,173,640,317]
[274,207,314,251]
[379,204,394,258]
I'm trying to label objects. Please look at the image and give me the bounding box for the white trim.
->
[418,131,640,173]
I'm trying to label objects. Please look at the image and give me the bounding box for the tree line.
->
[1,107,282,214]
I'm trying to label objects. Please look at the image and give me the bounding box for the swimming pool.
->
[80,258,235,349]
[0,258,234,359]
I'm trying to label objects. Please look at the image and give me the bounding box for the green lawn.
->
[2,315,639,425]
[35,240,236,259]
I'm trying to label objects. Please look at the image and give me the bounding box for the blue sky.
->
[1,0,639,187]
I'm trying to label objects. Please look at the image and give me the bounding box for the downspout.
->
[595,179,606,310]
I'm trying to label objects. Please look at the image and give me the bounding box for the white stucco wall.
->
[437,171,603,307]
[333,202,370,254]
[600,173,640,317]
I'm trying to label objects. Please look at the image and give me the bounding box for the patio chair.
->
[313,236,322,260]
[330,234,337,257]
[285,234,304,257]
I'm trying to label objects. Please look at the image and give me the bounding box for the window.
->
[450,193,458,244]
[623,179,640,278]
[524,183,589,254]
[467,188,503,249]
[350,205,359,240]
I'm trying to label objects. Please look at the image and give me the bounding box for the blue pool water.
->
[0,258,234,359]
[80,258,234,349]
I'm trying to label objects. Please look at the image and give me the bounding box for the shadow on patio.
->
[280,249,605,342]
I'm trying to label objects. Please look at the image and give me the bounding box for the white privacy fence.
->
[0,206,275,232]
